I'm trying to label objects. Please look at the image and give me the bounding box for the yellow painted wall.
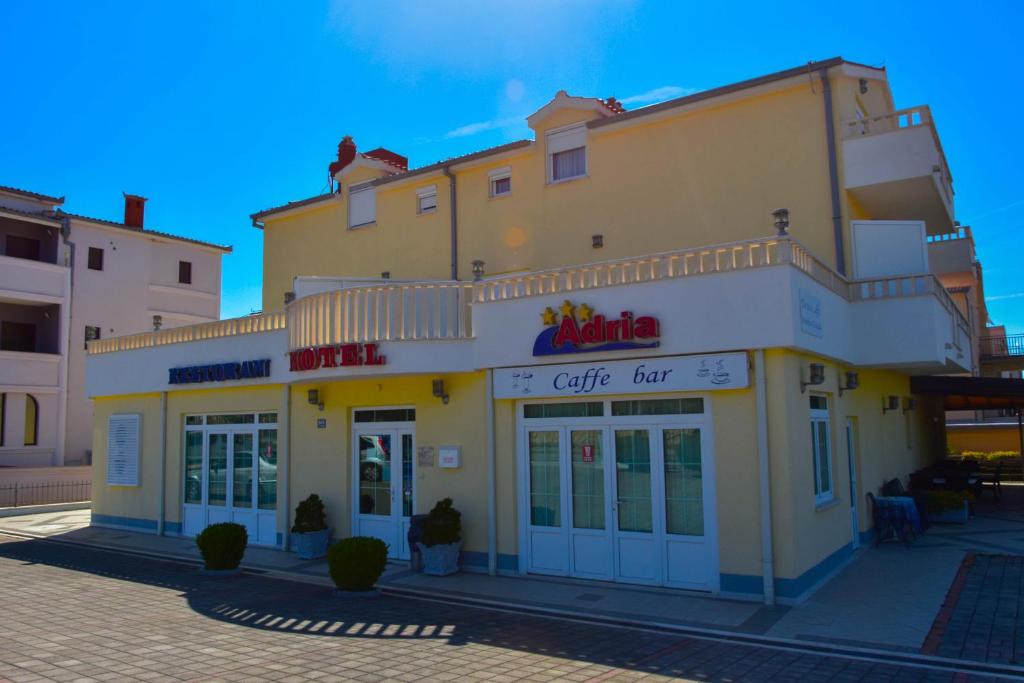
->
[92,393,163,524]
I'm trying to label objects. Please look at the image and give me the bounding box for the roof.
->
[911,375,1024,410]
[60,211,232,253]
[0,184,65,205]
[251,192,337,223]
[0,204,62,225]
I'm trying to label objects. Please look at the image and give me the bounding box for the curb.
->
[0,501,91,518]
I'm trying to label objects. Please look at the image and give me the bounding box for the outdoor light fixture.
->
[381,271,391,279]
[839,371,859,396]
[307,389,324,411]
[284,291,296,305]
[903,397,918,414]
[883,395,900,414]
[472,260,486,281]
[432,378,449,405]
[772,208,790,236]
[152,314,163,331]
[592,234,604,248]
[800,363,825,393]
[859,78,869,94]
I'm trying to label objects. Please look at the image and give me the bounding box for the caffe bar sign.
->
[168,359,271,385]
[494,353,749,399]
[289,343,386,372]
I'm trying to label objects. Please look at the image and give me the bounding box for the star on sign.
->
[559,299,576,320]
[542,307,558,325]
[577,303,593,322]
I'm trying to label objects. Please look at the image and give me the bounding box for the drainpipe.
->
[281,384,291,550]
[754,350,775,605]
[443,166,458,280]
[485,369,497,575]
[158,391,167,536]
[819,66,847,277]
[55,213,73,466]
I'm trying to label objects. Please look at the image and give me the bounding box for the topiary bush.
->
[327,536,388,591]
[422,497,462,547]
[292,493,328,533]
[196,522,248,570]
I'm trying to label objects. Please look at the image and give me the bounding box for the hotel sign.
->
[533,300,660,356]
[289,343,385,371]
[494,353,749,399]
[168,359,271,385]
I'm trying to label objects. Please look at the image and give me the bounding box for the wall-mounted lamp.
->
[592,234,604,248]
[859,78,869,94]
[800,363,825,393]
[152,314,163,331]
[882,395,900,414]
[839,371,859,396]
[903,397,917,414]
[772,208,790,236]
[432,378,449,405]
[284,291,296,305]
[381,271,391,280]
[307,388,324,411]
[472,260,486,281]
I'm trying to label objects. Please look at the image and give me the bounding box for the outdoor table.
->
[875,495,922,534]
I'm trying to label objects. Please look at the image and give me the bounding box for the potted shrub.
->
[291,494,331,559]
[925,490,972,524]
[196,522,247,575]
[327,536,388,596]
[417,498,462,576]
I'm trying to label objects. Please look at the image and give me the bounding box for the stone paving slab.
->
[0,536,1014,682]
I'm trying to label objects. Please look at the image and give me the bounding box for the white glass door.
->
[569,428,613,580]
[660,426,711,589]
[612,428,660,584]
[353,428,415,560]
[525,429,566,574]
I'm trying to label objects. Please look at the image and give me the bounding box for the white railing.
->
[88,312,286,354]
[287,282,474,349]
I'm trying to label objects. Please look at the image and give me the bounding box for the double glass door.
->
[525,423,712,590]
[352,427,415,559]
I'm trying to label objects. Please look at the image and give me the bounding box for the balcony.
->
[842,106,955,234]
[928,227,976,276]
[0,350,61,389]
[979,333,1024,373]
[0,254,68,303]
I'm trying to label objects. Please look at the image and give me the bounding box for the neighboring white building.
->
[0,185,230,466]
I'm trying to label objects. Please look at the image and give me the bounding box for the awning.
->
[910,376,1024,411]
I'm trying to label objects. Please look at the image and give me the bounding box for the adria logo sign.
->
[289,343,385,371]
[532,300,660,357]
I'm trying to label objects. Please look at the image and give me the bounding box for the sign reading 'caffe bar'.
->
[289,342,386,372]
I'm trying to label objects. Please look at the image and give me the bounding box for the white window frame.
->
[416,185,437,214]
[546,124,587,184]
[348,182,377,229]
[488,167,512,198]
[810,395,834,505]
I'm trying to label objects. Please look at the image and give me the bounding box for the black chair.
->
[881,478,906,497]
[867,492,913,548]
[981,461,1004,500]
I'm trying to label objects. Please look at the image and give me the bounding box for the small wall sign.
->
[438,446,461,469]
[288,343,385,371]
[168,359,271,385]
[799,289,823,339]
[582,444,595,463]
[317,418,327,429]
[533,300,660,356]
[417,446,435,467]
[107,414,140,487]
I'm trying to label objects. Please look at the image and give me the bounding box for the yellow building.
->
[86,57,979,604]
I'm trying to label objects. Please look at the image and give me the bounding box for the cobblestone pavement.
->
[930,554,1024,664]
[0,536,1015,683]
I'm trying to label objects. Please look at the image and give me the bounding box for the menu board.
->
[107,414,141,487]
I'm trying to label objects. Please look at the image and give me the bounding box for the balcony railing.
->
[980,334,1024,359]
[87,311,286,354]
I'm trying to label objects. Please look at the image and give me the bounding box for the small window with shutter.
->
[348,183,377,228]
[178,260,192,284]
[88,247,104,271]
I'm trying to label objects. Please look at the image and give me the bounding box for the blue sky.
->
[2,1,1022,332]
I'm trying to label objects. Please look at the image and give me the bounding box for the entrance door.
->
[846,418,860,549]
[568,428,613,580]
[353,427,415,559]
[612,428,659,584]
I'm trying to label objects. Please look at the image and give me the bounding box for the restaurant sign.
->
[534,300,660,356]
[168,359,271,385]
[289,342,385,372]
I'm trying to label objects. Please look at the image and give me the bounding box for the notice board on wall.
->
[107,414,141,486]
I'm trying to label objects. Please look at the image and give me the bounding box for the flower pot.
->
[293,528,332,559]
[417,541,461,576]
[927,500,969,524]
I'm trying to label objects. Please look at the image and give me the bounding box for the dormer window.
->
[547,124,587,183]
[348,183,377,228]
[416,185,437,214]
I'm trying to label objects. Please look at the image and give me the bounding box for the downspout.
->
[485,369,497,575]
[158,391,167,536]
[754,350,775,605]
[56,213,74,466]
[281,384,292,550]
[819,67,847,277]
[443,166,458,280]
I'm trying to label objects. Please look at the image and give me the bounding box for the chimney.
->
[123,194,147,229]
[328,136,358,180]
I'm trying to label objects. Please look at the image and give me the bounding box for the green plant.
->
[925,490,970,514]
[292,494,328,533]
[422,497,462,547]
[327,537,388,591]
[196,522,248,570]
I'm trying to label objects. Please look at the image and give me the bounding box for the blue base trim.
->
[91,514,157,532]
[461,551,519,572]
[276,532,284,546]
[858,528,876,545]
[165,521,182,534]
[720,542,855,601]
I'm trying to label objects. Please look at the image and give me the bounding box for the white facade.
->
[0,186,228,466]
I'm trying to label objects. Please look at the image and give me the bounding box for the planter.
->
[927,500,969,524]
[293,528,332,560]
[417,541,461,576]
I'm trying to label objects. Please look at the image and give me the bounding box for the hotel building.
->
[86,57,991,603]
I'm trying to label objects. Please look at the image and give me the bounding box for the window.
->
[1,321,36,353]
[546,125,587,182]
[178,261,192,284]
[416,185,437,214]
[5,235,41,261]
[24,395,38,446]
[523,402,603,419]
[611,398,704,416]
[353,408,416,423]
[489,167,512,197]
[810,395,833,504]
[348,183,376,228]
[87,247,104,271]
[84,325,101,349]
